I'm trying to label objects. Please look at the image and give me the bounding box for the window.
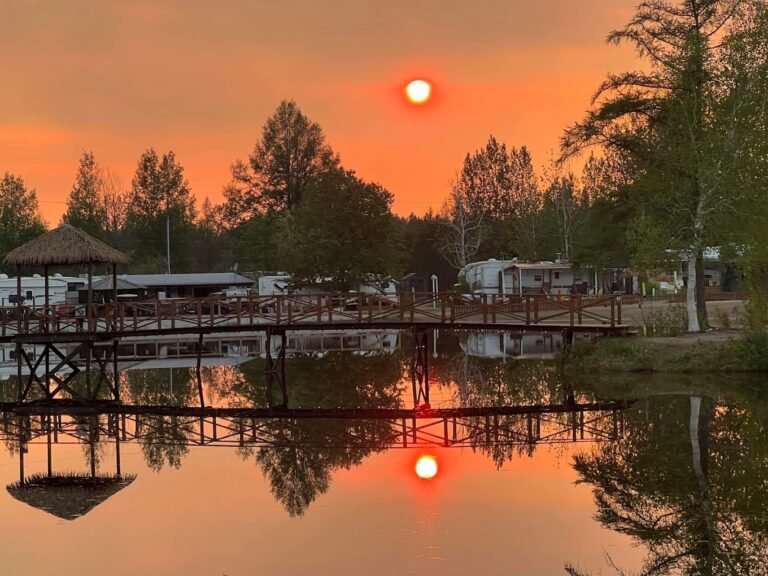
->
[534,275,542,282]
[554,272,560,280]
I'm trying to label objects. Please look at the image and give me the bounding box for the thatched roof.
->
[3,224,129,267]
[89,276,147,291]
[7,472,136,520]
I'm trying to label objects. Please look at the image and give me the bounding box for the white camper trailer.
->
[0,274,85,308]
[459,259,592,296]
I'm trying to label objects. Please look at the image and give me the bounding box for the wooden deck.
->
[0,292,631,342]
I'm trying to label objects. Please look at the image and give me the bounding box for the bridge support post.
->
[265,328,288,408]
[410,328,430,409]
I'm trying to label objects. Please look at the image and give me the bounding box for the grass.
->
[563,331,768,374]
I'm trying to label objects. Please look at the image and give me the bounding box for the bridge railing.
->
[0,292,626,336]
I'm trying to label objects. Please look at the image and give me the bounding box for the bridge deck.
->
[0,292,632,343]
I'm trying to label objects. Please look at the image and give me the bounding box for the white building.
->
[256,273,397,298]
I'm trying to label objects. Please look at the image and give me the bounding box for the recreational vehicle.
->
[459,259,594,296]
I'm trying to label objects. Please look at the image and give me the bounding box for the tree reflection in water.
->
[568,379,768,575]
[435,346,596,468]
[125,368,198,472]
[233,352,403,517]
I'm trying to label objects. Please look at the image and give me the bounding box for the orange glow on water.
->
[415,454,438,479]
[405,79,432,104]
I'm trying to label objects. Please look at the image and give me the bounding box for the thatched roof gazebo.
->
[7,473,136,521]
[7,413,136,520]
[2,224,129,331]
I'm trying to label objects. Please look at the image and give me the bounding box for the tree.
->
[453,136,516,221]
[102,168,129,240]
[571,389,768,575]
[0,173,46,267]
[62,151,107,238]
[561,0,767,332]
[277,168,401,291]
[436,185,485,271]
[125,149,197,272]
[396,211,457,294]
[222,100,338,225]
[449,137,546,261]
[568,153,637,270]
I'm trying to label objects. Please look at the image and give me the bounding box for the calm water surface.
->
[0,330,764,575]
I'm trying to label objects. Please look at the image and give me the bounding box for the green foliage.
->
[222,99,338,225]
[573,390,768,574]
[642,303,689,336]
[729,330,768,372]
[62,151,107,238]
[0,172,46,269]
[563,0,768,331]
[396,211,456,290]
[125,149,197,272]
[277,168,402,291]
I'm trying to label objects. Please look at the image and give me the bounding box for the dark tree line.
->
[2,1,767,323]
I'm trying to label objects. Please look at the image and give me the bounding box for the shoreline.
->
[563,329,768,374]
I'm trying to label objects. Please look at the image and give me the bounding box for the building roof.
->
[89,276,147,291]
[504,262,574,271]
[3,225,129,267]
[122,273,255,287]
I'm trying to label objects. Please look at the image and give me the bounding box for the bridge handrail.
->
[0,291,626,336]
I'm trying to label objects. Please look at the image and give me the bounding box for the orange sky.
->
[1,1,638,225]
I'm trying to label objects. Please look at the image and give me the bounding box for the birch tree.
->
[437,182,485,271]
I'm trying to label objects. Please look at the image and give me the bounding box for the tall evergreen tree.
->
[126,149,197,272]
[0,173,46,269]
[222,100,338,226]
[62,151,107,238]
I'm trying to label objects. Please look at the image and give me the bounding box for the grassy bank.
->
[563,331,768,373]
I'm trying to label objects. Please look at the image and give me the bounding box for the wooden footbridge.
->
[0,292,631,341]
[0,292,631,404]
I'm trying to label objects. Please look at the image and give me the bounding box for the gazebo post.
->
[89,419,97,482]
[18,416,25,486]
[47,415,53,478]
[87,261,94,332]
[114,415,122,477]
[16,264,21,333]
[15,264,22,401]
[112,262,117,328]
[44,264,49,332]
[44,264,50,393]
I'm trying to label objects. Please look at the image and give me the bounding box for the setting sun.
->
[415,455,438,479]
[405,79,432,104]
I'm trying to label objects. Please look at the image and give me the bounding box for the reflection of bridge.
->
[0,330,399,379]
[1,401,631,451]
[0,400,632,519]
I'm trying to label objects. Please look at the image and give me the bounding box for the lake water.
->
[0,329,765,575]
